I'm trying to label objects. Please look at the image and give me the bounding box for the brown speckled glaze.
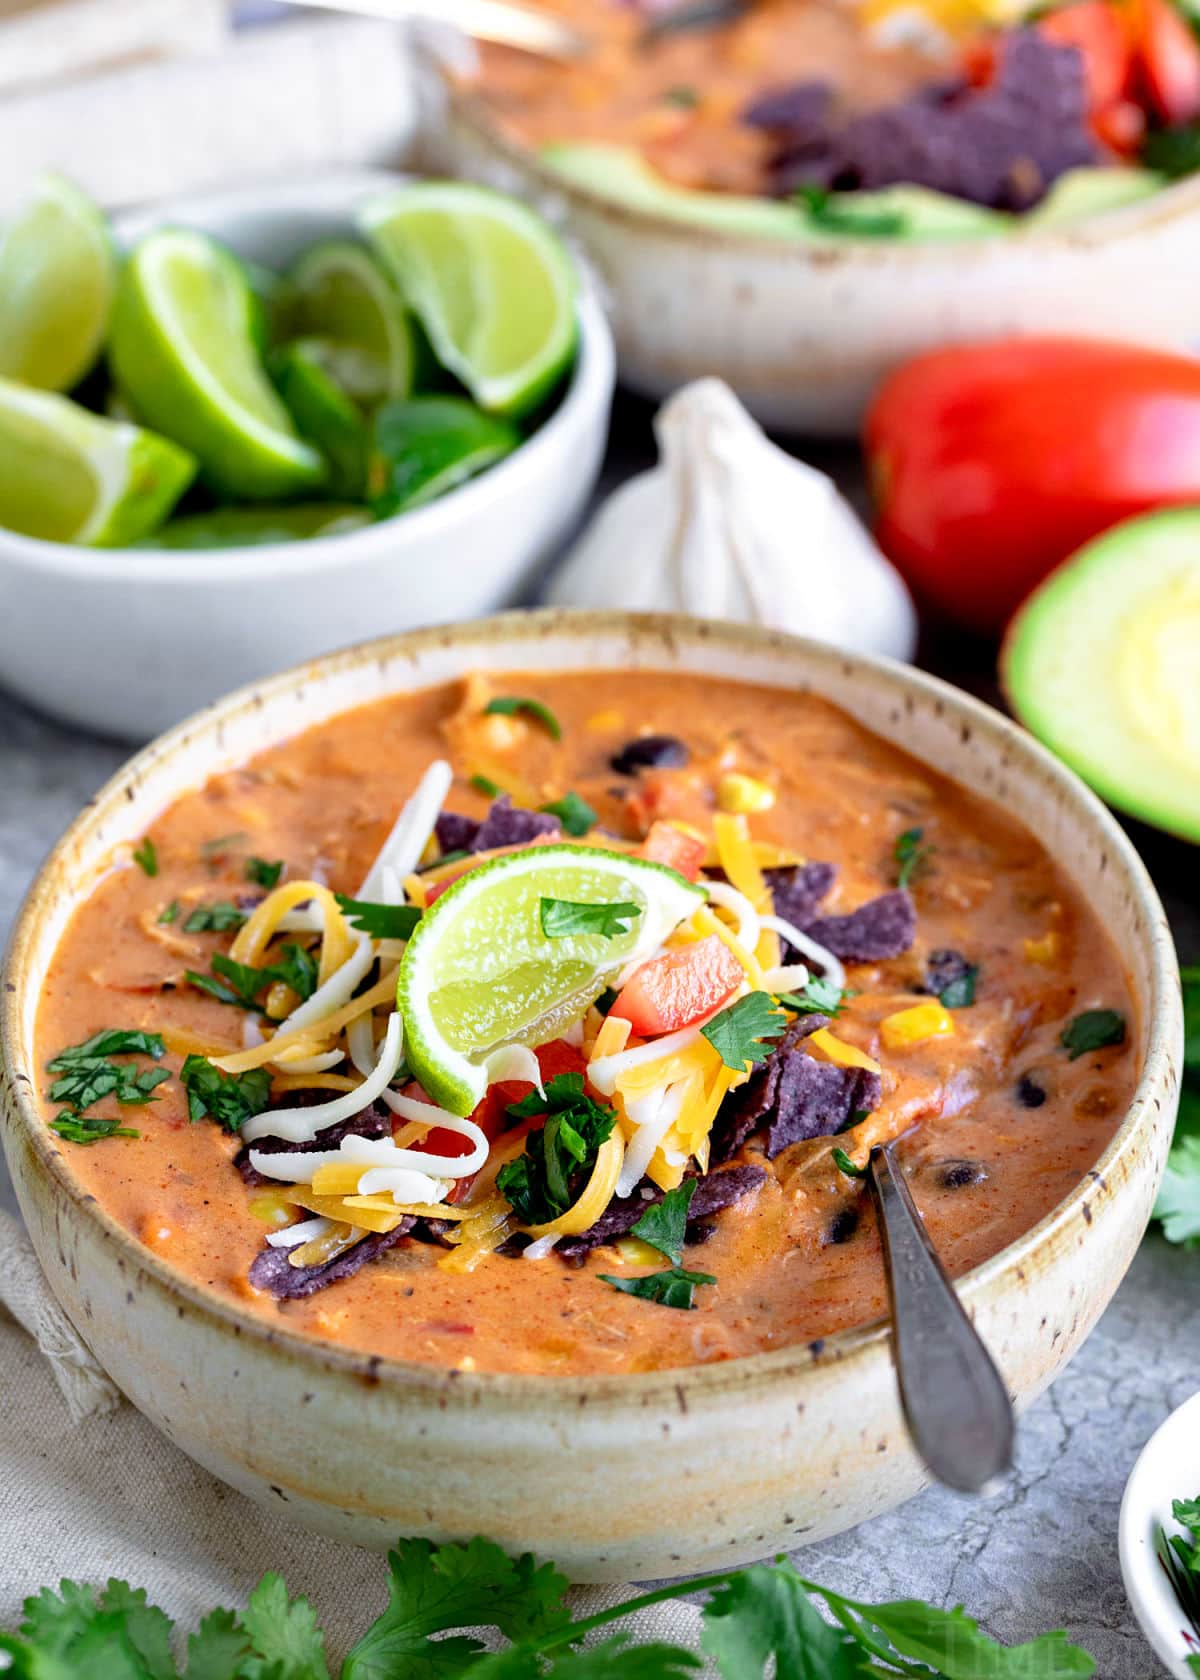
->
[0,612,1182,1580]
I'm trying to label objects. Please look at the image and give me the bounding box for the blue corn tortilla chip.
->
[234,1094,390,1187]
[922,948,973,995]
[710,1015,830,1161]
[713,1018,881,1163]
[742,78,832,136]
[763,862,836,934]
[555,1164,768,1262]
[249,1222,413,1300]
[434,796,560,857]
[804,888,916,963]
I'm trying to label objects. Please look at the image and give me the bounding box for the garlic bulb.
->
[547,378,917,662]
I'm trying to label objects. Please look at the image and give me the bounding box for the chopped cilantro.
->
[1156,967,1200,1247]
[157,900,181,925]
[796,183,908,237]
[470,773,504,798]
[335,895,422,940]
[831,1146,868,1179]
[600,1265,716,1310]
[1158,1492,1200,1662]
[179,1056,271,1133]
[630,1181,696,1268]
[183,900,248,934]
[539,897,641,940]
[701,991,788,1071]
[46,1030,168,1131]
[498,1074,616,1225]
[266,943,319,1004]
[1060,1008,1126,1060]
[662,83,700,106]
[777,976,845,1016]
[246,856,284,889]
[939,964,979,1009]
[50,1114,140,1145]
[894,825,934,889]
[483,695,562,740]
[431,847,469,869]
[538,790,598,837]
[186,945,318,1012]
[200,831,247,859]
[1144,124,1200,179]
[132,837,158,877]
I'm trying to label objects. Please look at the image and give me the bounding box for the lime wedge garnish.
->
[272,339,368,499]
[360,182,578,418]
[108,229,324,501]
[397,844,706,1115]
[368,395,519,516]
[0,375,195,546]
[0,174,116,392]
[136,504,371,550]
[287,239,417,408]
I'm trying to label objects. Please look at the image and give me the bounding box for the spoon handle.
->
[868,1142,1015,1493]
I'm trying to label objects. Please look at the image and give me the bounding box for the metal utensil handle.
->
[279,0,589,58]
[869,1142,1015,1494]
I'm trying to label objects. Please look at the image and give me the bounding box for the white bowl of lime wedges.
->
[0,169,615,740]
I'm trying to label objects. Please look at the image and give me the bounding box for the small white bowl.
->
[1120,1391,1200,1678]
[0,170,615,741]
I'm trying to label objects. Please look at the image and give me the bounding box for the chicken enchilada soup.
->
[35,670,1136,1375]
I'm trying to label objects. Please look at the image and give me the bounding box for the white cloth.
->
[0,1210,703,1658]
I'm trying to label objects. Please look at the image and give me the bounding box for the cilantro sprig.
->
[497,1074,616,1226]
[183,901,248,934]
[538,790,597,837]
[246,856,284,889]
[335,895,422,941]
[1157,1492,1200,1667]
[1155,965,1200,1246]
[894,826,934,890]
[539,898,641,940]
[186,944,319,1012]
[132,837,158,877]
[776,976,845,1016]
[600,1182,717,1311]
[701,992,787,1071]
[1059,1008,1126,1060]
[179,1056,271,1133]
[0,1533,1097,1679]
[45,1029,168,1144]
[483,695,562,740]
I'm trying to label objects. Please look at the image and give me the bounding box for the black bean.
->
[935,1158,988,1190]
[1016,1073,1047,1109]
[923,949,972,995]
[686,1217,719,1247]
[610,734,690,775]
[825,1206,859,1244]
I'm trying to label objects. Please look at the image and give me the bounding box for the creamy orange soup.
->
[34,671,1136,1375]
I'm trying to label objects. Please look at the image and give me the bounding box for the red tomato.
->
[1134,0,1200,123]
[638,820,707,882]
[610,935,742,1037]
[864,337,1200,636]
[1037,1,1134,108]
[1090,97,1147,154]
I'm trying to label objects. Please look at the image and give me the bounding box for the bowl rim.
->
[444,84,1200,258]
[0,169,615,579]
[0,608,1182,1408]
[1118,1388,1200,1679]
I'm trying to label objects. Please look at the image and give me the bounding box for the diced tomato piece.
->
[638,819,707,882]
[609,934,742,1037]
[1091,96,1147,153]
[1134,0,1200,124]
[1038,2,1133,109]
[960,34,999,86]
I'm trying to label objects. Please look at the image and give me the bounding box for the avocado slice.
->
[1026,166,1166,229]
[1002,509,1200,844]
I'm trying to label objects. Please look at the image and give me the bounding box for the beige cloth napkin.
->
[0,1209,703,1659]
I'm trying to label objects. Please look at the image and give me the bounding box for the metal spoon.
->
[277,0,591,60]
[868,1141,1015,1494]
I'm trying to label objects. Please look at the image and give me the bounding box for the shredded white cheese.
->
[485,1044,545,1094]
[758,913,846,991]
[616,1082,686,1198]
[242,1012,404,1144]
[588,1022,705,1096]
[704,881,761,952]
[265,1216,331,1249]
[357,759,453,903]
[271,931,376,1041]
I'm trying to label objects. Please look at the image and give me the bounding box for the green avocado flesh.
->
[539,144,1160,242]
[1003,509,1200,844]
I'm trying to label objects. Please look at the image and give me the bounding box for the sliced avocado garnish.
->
[1002,508,1200,844]
[1026,166,1167,229]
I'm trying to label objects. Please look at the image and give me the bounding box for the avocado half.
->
[1002,508,1200,844]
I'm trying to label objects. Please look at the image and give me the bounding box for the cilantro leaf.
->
[186,946,318,1012]
[266,943,319,1004]
[1183,965,1200,1069]
[335,896,422,941]
[342,1537,570,1680]
[132,838,158,878]
[48,1030,165,1070]
[599,1266,716,1310]
[157,901,181,925]
[180,1056,271,1133]
[702,1563,868,1680]
[1155,1134,1200,1247]
[831,1147,867,1180]
[471,774,504,798]
[938,965,978,1010]
[246,857,284,889]
[183,901,247,934]
[238,1574,329,1680]
[893,826,933,890]
[538,791,597,838]
[1060,1009,1126,1060]
[51,1115,141,1145]
[498,1075,616,1225]
[630,1181,696,1267]
[777,977,845,1017]
[483,696,562,740]
[796,183,908,239]
[94,1583,175,1680]
[1175,1496,1200,1534]
[539,898,641,940]
[17,1580,177,1680]
[184,1607,250,1680]
[45,1031,167,1134]
[701,993,788,1071]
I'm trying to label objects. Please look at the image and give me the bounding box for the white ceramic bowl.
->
[1120,1391,1200,1678]
[0,610,1183,1582]
[0,171,615,740]
[434,95,1200,436]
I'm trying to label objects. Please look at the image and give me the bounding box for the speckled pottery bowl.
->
[432,94,1200,435]
[0,611,1183,1581]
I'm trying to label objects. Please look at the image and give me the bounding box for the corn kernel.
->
[586,709,624,732]
[248,1190,296,1226]
[614,1237,663,1268]
[880,1002,955,1050]
[1023,931,1060,965]
[717,772,776,814]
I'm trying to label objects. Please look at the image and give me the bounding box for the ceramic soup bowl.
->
[0,611,1182,1581]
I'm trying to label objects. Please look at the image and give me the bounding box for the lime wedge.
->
[108,229,324,501]
[360,182,578,418]
[287,239,416,408]
[0,174,116,392]
[0,375,195,546]
[397,844,706,1115]
[272,339,368,499]
[368,395,519,517]
[136,504,371,550]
